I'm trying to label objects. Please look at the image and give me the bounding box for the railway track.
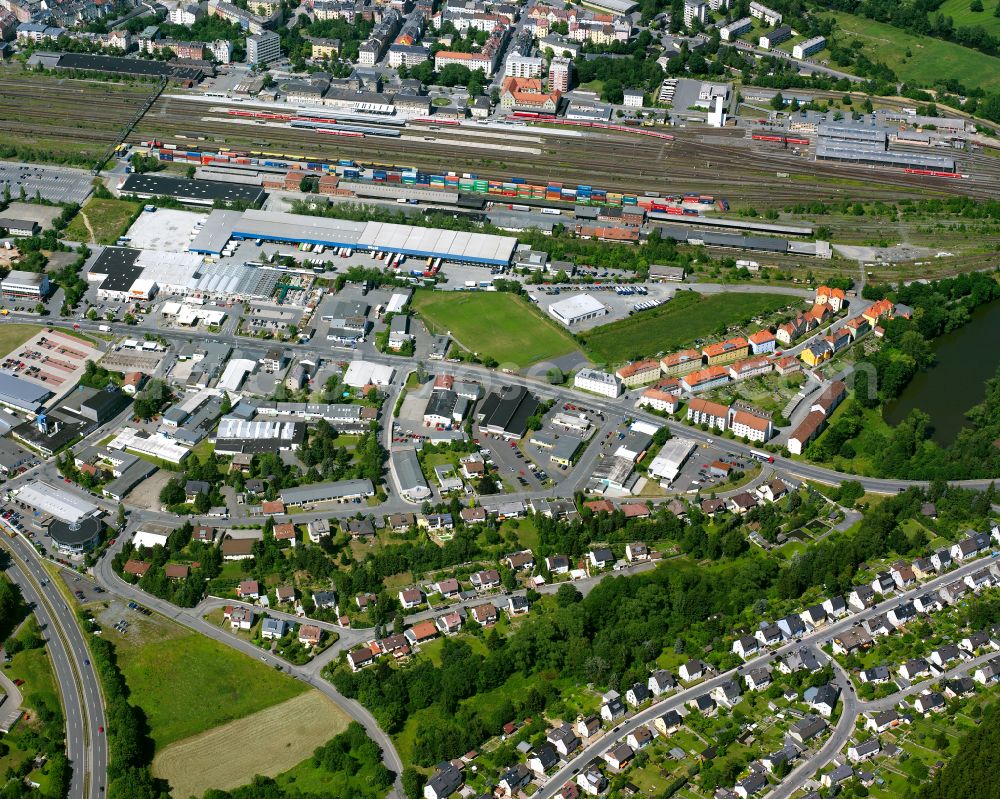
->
[133,95,998,207]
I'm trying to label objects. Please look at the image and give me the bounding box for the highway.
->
[1,532,107,799]
[534,551,1000,799]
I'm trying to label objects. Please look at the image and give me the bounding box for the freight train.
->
[751,132,811,146]
[142,142,727,209]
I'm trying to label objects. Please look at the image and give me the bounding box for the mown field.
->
[153,691,350,798]
[0,324,42,357]
[113,620,308,748]
[412,289,580,367]
[929,0,1000,36]
[580,290,798,364]
[63,197,141,245]
[827,11,1000,91]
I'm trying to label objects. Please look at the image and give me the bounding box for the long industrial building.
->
[190,209,518,266]
[815,142,955,172]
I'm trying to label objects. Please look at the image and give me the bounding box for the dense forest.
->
[913,702,1000,799]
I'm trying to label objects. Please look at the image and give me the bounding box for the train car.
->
[751,133,785,143]
[903,168,963,178]
[786,136,810,145]
[316,129,365,138]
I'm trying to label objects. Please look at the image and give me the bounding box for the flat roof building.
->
[0,372,52,413]
[279,479,375,506]
[119,174,266,207]
[548,293,607,326]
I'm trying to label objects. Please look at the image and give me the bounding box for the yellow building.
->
[701,337,749,366]
[309,38,340,59]
[800,342,831,367]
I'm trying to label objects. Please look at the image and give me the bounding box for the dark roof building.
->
[476,385,540,439]
[119,174,266,207]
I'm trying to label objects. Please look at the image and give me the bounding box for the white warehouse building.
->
[548,293,607,326]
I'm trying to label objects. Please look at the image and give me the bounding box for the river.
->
[883,300,1000,445]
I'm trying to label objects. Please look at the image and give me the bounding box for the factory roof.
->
[816,141,955,170]
[279,479,375,505]
[227,210,518,265]
[15,480,100,524]
[0,372,52,412]
[55,52,204,80]
[396,447,431,499]
[189,210,245,254]
[120,174,266,205]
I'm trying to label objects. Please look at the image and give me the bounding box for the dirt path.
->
[80,211,96,243]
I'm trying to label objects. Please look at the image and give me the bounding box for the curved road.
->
[91,551,405,797]
[2,534,108,799]
[534,551,1000,799]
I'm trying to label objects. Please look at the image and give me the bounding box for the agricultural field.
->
[579,291,798,364]
[153,691,350,798]
[0,68,154,166]
[826,11,1000,91]
[63,197,141,245]
[412,289,580,367]
[110,614,307,749]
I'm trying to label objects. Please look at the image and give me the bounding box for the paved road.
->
[1,534,107,799]
[91,551,405,798]
[534,551,1000,799]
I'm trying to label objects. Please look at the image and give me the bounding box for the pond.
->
[882,299,1000,445]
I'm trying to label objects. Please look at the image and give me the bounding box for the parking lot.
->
[60,568,107,606]
[530,283,677,331]
[0,327,102,404]
[665,438,754,494]
[481,434,547,492]
[0,161,93,205]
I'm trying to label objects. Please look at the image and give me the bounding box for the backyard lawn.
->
[580,291,797,364]
[63,197,140,245]
[412,290,580,367]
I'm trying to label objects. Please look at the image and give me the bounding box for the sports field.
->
[153,691,350,798]
[63,197,140,245]
[580,291,797,365]
[412,290,580,367]
[827,11,1000,91]
[114,623,307,748]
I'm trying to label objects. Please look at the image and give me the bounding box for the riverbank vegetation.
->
[807,271,1000,479]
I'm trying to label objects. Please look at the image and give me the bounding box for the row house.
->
[680,365,731,393]
[686,397,729,429]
